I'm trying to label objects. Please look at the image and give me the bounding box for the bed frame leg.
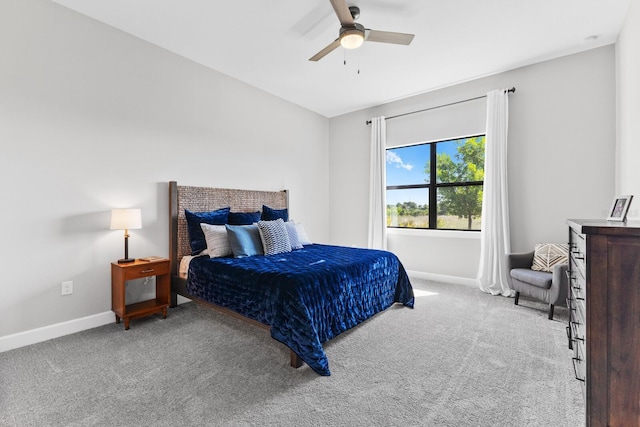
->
[170,292,178,308]
[290,350,303,368]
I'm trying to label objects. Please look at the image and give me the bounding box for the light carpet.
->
[0,279,583,426]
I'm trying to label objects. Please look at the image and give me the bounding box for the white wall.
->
[616,0,640,208]
[0,0,623,345]
[0,0,330,339]
[329,46,616,279]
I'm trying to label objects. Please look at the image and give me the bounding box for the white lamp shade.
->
[340,30,364,49]
[110,209,142,230]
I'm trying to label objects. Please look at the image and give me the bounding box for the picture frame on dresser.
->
[606,194,633,221]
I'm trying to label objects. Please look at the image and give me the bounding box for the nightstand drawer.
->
[121,261,169,281]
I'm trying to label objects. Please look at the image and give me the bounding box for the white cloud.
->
[386,151,413,171]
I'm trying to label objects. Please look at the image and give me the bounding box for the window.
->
[386,135,485,231]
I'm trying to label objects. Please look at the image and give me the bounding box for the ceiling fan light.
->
[340,30,364,49]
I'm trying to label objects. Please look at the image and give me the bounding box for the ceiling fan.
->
[309,0,415,62]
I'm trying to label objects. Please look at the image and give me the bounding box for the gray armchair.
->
[506,251,568,320]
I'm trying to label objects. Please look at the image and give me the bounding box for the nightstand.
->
[111,258,170,330]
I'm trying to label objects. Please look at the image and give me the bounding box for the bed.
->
[169,181,414,375]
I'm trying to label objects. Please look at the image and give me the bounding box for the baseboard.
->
[0,274,465,354]
[407,270,479,288]
[0,311,114,353]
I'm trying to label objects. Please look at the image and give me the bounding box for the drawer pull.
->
[566,326,573,350]
[141,269,154,274]
[566,298,576,311]
[572,357,586,382]
[569,339,582,347]
[575,297,585,301]
[570,332,583,340]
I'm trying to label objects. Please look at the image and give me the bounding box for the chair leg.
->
[548,304,554,320]
[514,291,520,305]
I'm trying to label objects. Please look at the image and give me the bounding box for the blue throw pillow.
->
[261,205,288,222]
[228,211,261,225]
[185,208,230,255]
[225,224,264,257]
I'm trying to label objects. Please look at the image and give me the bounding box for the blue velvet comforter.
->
[187,244,414,375]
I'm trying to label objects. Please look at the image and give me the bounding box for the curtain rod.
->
[365,87,516,125]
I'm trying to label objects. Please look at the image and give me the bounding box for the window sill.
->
[387,227,481,240]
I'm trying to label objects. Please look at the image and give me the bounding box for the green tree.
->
[425,137,485,229]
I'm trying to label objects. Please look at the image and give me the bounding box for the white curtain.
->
[368,116,387,250]
[477,90,513,296]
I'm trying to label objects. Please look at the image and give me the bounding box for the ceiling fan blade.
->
[309,39,341,61]
[330,0,354,25]
[366,30,415,45]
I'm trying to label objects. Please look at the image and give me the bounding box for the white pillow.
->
[291,221,312,245]
[200,223,232,258]
[284,222,303,250]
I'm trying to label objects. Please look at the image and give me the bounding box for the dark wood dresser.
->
[567,219,640,426]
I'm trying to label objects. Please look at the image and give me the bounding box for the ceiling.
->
[52,0,630,118]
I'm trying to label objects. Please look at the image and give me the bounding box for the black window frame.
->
[386,134,485,231]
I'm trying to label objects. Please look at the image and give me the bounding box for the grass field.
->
[388,214,481,230]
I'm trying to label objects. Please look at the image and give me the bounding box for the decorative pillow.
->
[225,224,264,257]
[284,221,303,250]
[257,219,292,255]
[228,211,261,225]
[261,205,289,222]
[291,222,311,245]
[185,207,230,255]
[531,243,569,272]
[200,223,232,258]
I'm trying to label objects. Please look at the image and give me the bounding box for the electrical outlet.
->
[61,281,73,296]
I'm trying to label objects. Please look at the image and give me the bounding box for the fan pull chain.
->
[342,50,361,75]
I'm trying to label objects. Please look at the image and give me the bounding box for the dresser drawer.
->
[570,229,586,270]
[572,341,587,404]
[571,298,586,342]
[572,345,586,377]
[569,262,586,301]
[572,326,586,385]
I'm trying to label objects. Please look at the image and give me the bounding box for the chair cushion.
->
[510,268,553,289]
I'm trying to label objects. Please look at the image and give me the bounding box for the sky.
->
[386,140,463,206]
[386,144,430,187]
[385,143,429,207]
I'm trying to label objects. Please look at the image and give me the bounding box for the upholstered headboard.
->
[168,181,288,277]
